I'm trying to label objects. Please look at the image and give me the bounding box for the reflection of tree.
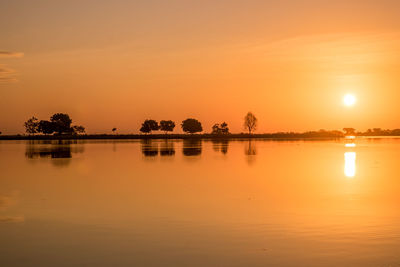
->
[244,140,257,165]
[211,139,229,155]
[141,140,158,157]
[182,139,202,156]
[25,140,84,167]
[25,144,72,159]
[160,140,175,156]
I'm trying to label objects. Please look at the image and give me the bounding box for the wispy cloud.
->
[0,216,25,223]
[246,32,400,72]
[0,51,23,83]
[0,195,12,211]
[0,51,24,58]
[0,193,19,211]
[0,65,17,83]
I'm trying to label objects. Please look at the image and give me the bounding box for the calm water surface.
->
[1,138,400,266]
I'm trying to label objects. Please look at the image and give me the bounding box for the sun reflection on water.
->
[344,151,356,178]
[345,143,356,148]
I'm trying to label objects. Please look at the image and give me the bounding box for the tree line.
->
[138,112,255,134]
[6,111,397,137]
[19,111,258,136]
[342,127,400,136]
[23,113,85,135]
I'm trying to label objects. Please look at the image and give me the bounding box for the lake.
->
[1,138,400,266]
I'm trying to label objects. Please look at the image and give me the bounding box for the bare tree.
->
[24,116,39,135]
[244,112,257,134]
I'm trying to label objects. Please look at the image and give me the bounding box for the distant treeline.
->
[344,127,400,136]
[1,112,400,139]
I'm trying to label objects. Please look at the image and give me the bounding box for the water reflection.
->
[211,139,229,155]
[345,143,356,148]
[141,140,176,157]
[344,140,357,178]
[344,152,356,178]
[25,141,84,167]
[244,140,257,165]
[182,139,202,156]
[5,139,400,266]
[160,140,175,156]
[141,140,159,157]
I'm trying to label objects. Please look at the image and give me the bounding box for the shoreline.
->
[1,133,395,141]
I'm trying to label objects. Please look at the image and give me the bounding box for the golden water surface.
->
[0,138,400,266]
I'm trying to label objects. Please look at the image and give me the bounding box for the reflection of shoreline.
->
[212,140,229,155]
[182,139,202,157]
[141,140,202,158]
[141,140,158,157]
[244,140,257,165]
[160,141,175,156]
[141,140,175,157]
[25,141,84,167]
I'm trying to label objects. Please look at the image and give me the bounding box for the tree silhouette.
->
[38,120,54,135]
[373,128,382,135]
[181,118,202,134]
[51,113,72,134]
[72,125,85,135]
[24,116,39,135]
[212,124,220,134]
[220,122,229,134]
[343,128,356,136]
[244,112,257,134]
[160,120,175,134]
[211,122,229,134]
[112,128,117,134]
[140,120,159,134]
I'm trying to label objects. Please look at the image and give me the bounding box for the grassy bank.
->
[0,133,345,140]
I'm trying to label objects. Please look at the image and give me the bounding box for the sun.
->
[343,94,356,106]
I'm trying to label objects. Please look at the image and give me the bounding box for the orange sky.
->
[1,0,400,134]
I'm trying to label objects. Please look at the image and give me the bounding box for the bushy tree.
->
[343,128,356,136]
[140,120,159,134]
[160,120,175,134]
[212,124,220,134]
[50,113,72,134]
[181,118,202,134]
[38,120,55,135]
[211,122,229,134]
[72,125,85,135]
[244,112,257,134]
[24,116,39,135]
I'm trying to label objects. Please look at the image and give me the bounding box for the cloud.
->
[0,51,24,58]
[0,216,24,223]
[0,193,19,211]
[245,31,400,72]
[0,195,11,210]
[0,51,23,83]
[0,65,17,83]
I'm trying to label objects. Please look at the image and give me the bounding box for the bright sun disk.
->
[343,94,356,106]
